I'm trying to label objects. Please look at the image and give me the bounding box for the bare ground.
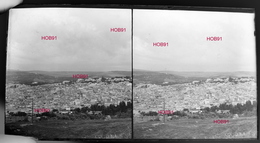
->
[134,116,257,139]
[6,118,132,139]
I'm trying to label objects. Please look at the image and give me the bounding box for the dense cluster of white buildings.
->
[134,77,256,113]
[78,77,131,83]
[6,78,132,115]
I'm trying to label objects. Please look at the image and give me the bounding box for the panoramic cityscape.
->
[133,10,256,139]
[5,8,132,139]
[4,7,257,140]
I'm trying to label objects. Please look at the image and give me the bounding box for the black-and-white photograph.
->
[133,9,257,139]
[5,8,132,139]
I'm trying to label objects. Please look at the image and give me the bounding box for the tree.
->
[109,104,116,115]
[101,76,106,82]
[245,100,253,111]
[9,112,14,116]
[127,101,132,109]
[42,112,56,117]
[228,77,233,82]
[210,106,218,112]
[125,76,130,79]
[227,104,233,111]
[173,111,183,116]
[100,105,105,114]
[119,101,127,112]
[74,108,81,113]
[105,106,112,115]
[232,105,240,114]
[183,108,189,112]
[219,103,224,110]
[139,111,146,116]
[81,106,89,113]
[91,104,99,111]
[236,103,244,114]
[52,109,58,112]
[204,107,210,112]
[17,111,27,116]
[253,101,257,106]
[148,111,158,116]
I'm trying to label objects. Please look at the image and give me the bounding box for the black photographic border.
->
[0,0,259,143]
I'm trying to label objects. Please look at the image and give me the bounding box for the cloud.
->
[7,8,131,71]
[133,10,256,72]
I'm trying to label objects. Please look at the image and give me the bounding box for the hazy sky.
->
[134,10,256,72]
[7,8,131,71]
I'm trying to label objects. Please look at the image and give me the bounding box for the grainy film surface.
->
[5,8,132,140]
[133,9,256,139]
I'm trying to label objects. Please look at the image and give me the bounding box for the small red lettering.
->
[41,36,57,40]
[34,108,50,113]
[213,120,229,124]
[110,28,126,32]
[207,37,222,41]
[153,42,169,47]
[158,110,174,114]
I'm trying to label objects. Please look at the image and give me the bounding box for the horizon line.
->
[7,69,256,73]
[6,69,131,72]
[133,69,256,73]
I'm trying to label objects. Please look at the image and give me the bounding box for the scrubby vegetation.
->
[138,100,256,121]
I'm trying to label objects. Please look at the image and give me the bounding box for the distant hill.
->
[133,70,191,85]
[133,69,256,85]
[6,70,131,85]
[6,70,58,85]
[159,71,256,78]
[29,70,131,78]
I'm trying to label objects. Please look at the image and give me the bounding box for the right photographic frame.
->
[133,8,257,139]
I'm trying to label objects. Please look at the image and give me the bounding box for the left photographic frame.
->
[5,8,132,140]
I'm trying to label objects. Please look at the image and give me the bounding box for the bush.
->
[192,114,200,119]
[216,113,230,118]
[173,111,186,117]
[55,114,63,119]
[119,112,129,118]
[79,113,88,119]
[61,116,70,120]
[217,113,224,118]
[201,113,209,119]
[51,117,58,120]
[199,115,205,119]
[55,114,70,120]
[41,112,56,118]
[154,116,160,121]
[148,111,158,116]
[69,116,76,120]
[242,110,256,117]
[23,118,29,122]
[208,112,217,118]
[112,115,118,119]
[116,109,131,118]
[88,114,95,120]
[187,114,200,119]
